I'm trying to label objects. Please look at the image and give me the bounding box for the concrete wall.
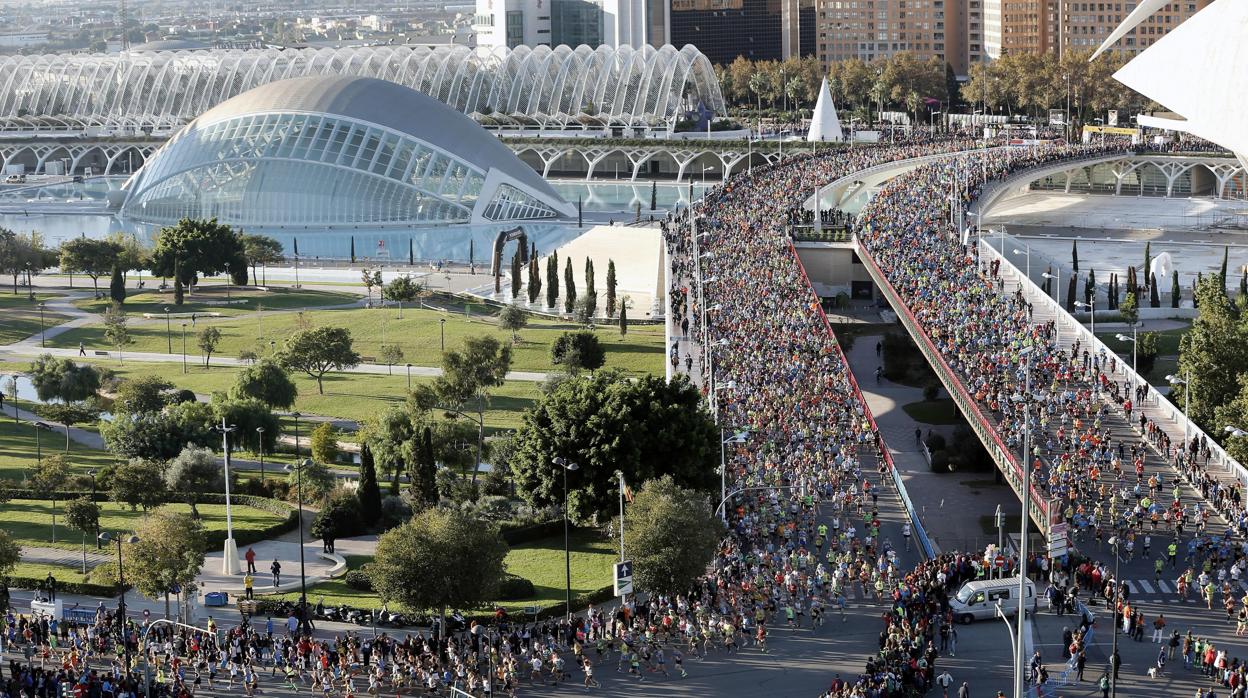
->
[793,243,877,297]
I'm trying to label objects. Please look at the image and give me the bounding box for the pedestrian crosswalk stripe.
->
[1136,580,1154,594]
[1239,581,1248,593]
[1157,581,1172,594]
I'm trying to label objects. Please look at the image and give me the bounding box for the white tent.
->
[807,78,844,143]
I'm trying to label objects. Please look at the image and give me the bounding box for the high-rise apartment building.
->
[814,0,951,67]
[670,0,815,65]
[475,0,661,49]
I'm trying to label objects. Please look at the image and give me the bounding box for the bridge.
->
[683,143,1248,553]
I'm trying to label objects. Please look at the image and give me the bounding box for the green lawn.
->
[50,305,665,375]
[9,561,93,585]
[0,293,61,309]
[3,499,289,551]
[274,529,616,614]
[0,293,71,344]
[1095,326,1190,355]
[0,418,121,482]
[901,399,964,425]
[71,288,360,317]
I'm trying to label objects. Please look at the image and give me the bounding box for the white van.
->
[950,577,1037,623]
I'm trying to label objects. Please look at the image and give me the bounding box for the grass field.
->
[0,293,70,344]
[275,529,616,613]
[0,418,121,482]
[2,499,289,551]
[1096,326,1190,356]
[71,288,361,317]
[9,561,92,585]
[901,399,963,425]
[50,305,665,375]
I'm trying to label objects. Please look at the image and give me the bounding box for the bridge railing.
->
[788,241,936,559]
[855,245,1052,535]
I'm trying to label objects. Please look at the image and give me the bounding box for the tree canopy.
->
[110,458,168,512]
[59,238,121,291]
[125,510,206,601]
[434,335,512,408]
[229,358,297,409]
[368,508,508,616]
[164,444,226,517]
[149,218,246,304]
[28,354,101,403]
[510,372,717,523]
[280,327,361,394]
[550,330,605,373]
[622,475,722,597]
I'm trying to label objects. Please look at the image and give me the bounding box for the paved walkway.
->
[21,545,113,569]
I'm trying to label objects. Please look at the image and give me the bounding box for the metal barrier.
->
[788,241,937,559]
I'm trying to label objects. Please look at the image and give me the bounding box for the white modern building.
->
[115,75,576,228]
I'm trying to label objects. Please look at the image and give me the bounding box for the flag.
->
[923,97,940,106]
[293,237,299,256]
[624,485,634,503]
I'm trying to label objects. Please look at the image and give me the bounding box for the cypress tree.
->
[350,236,356,264]
[546,251,558,309]
[410,426,438,507]
[1194,272,1203,309]
[619,301,628,337]
[408,238,414,266]
[109,265,126,303]
[564,257,577,313]
[1221,246,1230,294]
[469,239,475,269]
[585,258,595,295]
[510,248,522,298]
[1085,269,1096,306]
[1066,274,1077,312]
[1173,269,1181,308]
[528,255,541,304]
[605,259,618,318]
[357,442,382,525]
[1071,240,1079,272]
[1241,268,1247,298]
[1143,241,1151,282]
[1150,272,1160,308]
[650,181,657,211]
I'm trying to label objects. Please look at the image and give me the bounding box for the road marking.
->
[1156,580,1172,594]
[1136,580,1154,594]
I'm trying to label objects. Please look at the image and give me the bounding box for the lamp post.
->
[1115,329,1138,375]
[37,302,45,347]
[1011,346,1035,698]
[99,531,140,673]
[1166,374,1190,447]
[1074,300,1095,336]
[1012,247,1030,283]
[1108,534,1122,698]
[292,412,302,462]
[553,456,579,618]
[216,419,241,575]
[439,318,446,352]
[613,470,626,562]
[284,458,311,635]
[9,373,17,424]
[719,430,749,524]
[164,306,172,353]
[34,420,45,463]
[88,469,100,549]
[181,323,188,374]
[406,363,412,391]
[256,426,266,481]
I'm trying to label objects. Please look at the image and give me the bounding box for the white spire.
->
[807,77,843,143]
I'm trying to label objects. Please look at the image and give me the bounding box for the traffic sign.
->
[994,555,1006,568]
[614,560,634,596]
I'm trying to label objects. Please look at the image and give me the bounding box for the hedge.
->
[7,574,118,597]
[498,520,563,545]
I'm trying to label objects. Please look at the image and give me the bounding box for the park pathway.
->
[21,545,113,570]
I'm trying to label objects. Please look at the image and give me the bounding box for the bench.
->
[93,351,109,357]
[360,356,377,363]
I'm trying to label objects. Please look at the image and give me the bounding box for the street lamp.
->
[1074,300,1095,336]
[1168,373,1190,446]
[719,430,749,523]
[553,456,579,618]
[181,323,188,374]
[1011,345,1035,698]
[164,307,172,354]
[405,363,412,391]
[37,302,45,348]
[34,420,47,462]
[283,458,311,635]
[1115,330,1138,375]
[1108,534,1122,698]
[215,419,241,575]
[255,426,266,481]
[1012,248,1030,282]
[439,318,446,352]
[8,373,17,424]
[292,412,302,462]
[99,530,140,672]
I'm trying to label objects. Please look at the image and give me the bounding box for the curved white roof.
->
[193,75,560,201]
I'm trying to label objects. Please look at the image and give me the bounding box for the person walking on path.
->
[270,558,282,587]
[245,547,257,574]
[244,573,254,600]
[936,670,954,697]
[957,682,970,698]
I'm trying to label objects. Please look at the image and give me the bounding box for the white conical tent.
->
[807,78,844,142]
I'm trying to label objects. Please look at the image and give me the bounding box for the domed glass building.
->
[116,75,574,228]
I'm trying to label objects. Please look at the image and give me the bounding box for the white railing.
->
[978,238,1248,489]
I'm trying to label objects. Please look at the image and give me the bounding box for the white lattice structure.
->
[0,43,725,134]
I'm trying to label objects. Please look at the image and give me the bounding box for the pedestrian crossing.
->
[1075,578,1248,601]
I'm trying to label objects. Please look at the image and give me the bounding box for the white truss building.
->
[0,43,725,135]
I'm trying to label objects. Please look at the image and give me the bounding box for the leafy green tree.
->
[550,330,605,373]
[113,375,174,415]
[310,422,340,465]
[434,335,512,409]
[605,260,617,318]
[59,238,121,292]
[288,459,336,503]
[110,458,168,512]
[34,402,102,449]
[211,396,278,454]
[379,344,404,375]
[102,411,208,461]
[382,276,424,318]
[109,265,126,303]
[563,257,577,313]
[368,508,508,623]
[126,511,206,618]
[241,234,284,286]
[149,219,246,305]
[1176,275,1248,427]
[102,303,131,362]
[28,354,100,403]
[357,442,382,525]
[510,372,717,523]
[1119,290,1138,327]
[312,489,364,545]
[622,475,722,597]
[64,496,100,571]
[30,455,70,541]
[229,359,297,409]
[196,326,221,367]
[279,327,361,394]
[498,305,527,344]
[0,230,56,295]
[545,251,559,309]
[0,530,21,585]
[164,444,225,518]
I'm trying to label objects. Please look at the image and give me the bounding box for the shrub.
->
[380,495,413,529]
[924,433,947,452]
[311,488,366,541]
[472,495,514,521]
[497,573,535,600]
[929,449,951,473]
[172,389,197,404]
[310,423,340,465]
[922,383,941,401]
[343,569,373,591]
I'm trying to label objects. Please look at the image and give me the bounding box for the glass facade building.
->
[118,76,574,229]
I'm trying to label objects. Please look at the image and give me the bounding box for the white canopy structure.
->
[1094,0,1248,169]
[807,78,843,143]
